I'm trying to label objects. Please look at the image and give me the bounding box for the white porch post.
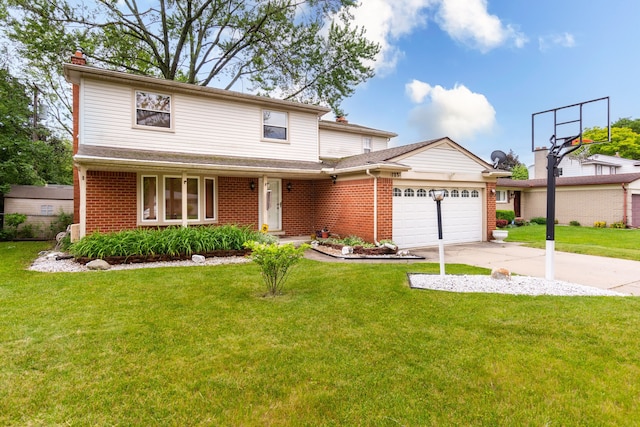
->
[79,166,87,239]
[181,171,188,228]
[261,175,269,228]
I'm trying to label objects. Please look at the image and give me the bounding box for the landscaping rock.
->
[341,246,353,255]
[192,254,205,264]
[491,267,511,281]
[86,259,111,270]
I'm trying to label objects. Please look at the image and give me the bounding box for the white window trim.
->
[363,136,372,153]
[496,190,507,203]
[139,174,217,225]
[140,175,158,223]
[261,109,289,143]
[133,89,174,132]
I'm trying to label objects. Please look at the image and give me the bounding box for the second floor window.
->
[263,110,288,141]
[363,137,372,153]
[135,91,172,129]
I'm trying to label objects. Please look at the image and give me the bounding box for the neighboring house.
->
[2,184,74,238]
[498,148,640,227]
[64,51,508,249]
[528,147,640,179]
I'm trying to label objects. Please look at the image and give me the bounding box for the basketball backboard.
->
[531,96,610,152]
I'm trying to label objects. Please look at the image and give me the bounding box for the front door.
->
[266,179,282,231]
[514,191,521,217]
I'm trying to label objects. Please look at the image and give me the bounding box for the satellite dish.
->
[490,150,507,169]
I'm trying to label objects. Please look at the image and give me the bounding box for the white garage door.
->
[392,187,483,249]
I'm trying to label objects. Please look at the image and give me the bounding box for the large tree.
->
[1,0,379,136]
[583,125,640,160]
[0,67,72,194]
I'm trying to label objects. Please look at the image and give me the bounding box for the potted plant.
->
[492,219,508,242]
[321,226,329,239]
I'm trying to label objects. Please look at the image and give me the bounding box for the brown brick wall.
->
[486,182,497,240]
[282,180,315,236]
[313,177,391,242]
[217,177,259,228]
[86,171,137,233]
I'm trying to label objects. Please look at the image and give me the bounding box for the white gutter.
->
[365,168,378,243]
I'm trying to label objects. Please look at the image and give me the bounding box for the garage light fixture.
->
[430,189,446,276]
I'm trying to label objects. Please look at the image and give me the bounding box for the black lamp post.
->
[430,189,446,276]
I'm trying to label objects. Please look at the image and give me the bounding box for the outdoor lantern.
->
[287,182,292,192]
[430,189,446,276]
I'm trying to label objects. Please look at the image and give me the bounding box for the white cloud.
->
[538,32,576,52]
[350,0,435,74]
[406,80,496,141]
[435,0,528,52]
[347,0,527,75]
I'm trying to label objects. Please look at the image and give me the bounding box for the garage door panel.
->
[393,187,482,248]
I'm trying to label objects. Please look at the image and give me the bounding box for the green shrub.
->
[530,217,546,225]
[69,225,272,259]
[594,221,607,228]
[513,217,526,227]
[49,210,74,238]
[17,223,40,239]
[569,220,581,226]
[244,241,309,296]
[611,221,626,229]
[496,210,515,222]
[1,213,27,241]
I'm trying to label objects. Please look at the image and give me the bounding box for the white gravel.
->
[409,274,630,296]
[29,252,630,296]
[28,251,251,273]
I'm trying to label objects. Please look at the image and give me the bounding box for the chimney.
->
[533,146,548,180]
[71,48,86,66]
[336,116,348,124]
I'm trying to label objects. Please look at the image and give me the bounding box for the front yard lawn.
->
[506,224,640,261]
[2,241,640,425]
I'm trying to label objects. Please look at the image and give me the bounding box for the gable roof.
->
[5,185,73,200]
[319,120,398,139]
[497,172,640,188]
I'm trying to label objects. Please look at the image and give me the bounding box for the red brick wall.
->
[486,182,497,239]
[282,180,315,236]
[86,171,137,233]
[313,177,389,242]
[217,177,259,228]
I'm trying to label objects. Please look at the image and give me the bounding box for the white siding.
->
[319,129,388,158]
[4,199,73,216]
[399,145,487,173]
[81,79,319,162]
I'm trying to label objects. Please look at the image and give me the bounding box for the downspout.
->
[79,166,87,238]
[622,183,628,225]
[366,169,378,243]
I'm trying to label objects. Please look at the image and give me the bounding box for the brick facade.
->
[217,177,260,227]
[86,171,137,233]
[486,182,497,240]
[281,180,315,236]
[313,177,392,242]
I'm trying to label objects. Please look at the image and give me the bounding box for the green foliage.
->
[496,219,508,228]
[244,241,309,296]
[530,217,546,225]
[48,210,73,238]
[326,235,376,248]
[0,68,72,192]
[610,221,626,229]
[594,221,607,228]
[510,163,529,180]
[613,117,640,134]
[69,225,271,259]
[1,213,27,241]
[583,126,640,160]
[2,0,379,125]
[569,220,581,226]
[513,217,526,227]
[496,210,515,222]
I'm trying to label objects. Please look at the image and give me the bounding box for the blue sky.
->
[334,0,639,166]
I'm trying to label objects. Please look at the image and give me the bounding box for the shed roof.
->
[5,185,74,200]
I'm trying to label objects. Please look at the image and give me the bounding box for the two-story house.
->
[65,51,507,248]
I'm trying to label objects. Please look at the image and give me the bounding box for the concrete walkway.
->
[300,239,640,296]
[411,242,640,296]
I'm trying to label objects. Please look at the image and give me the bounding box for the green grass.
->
[506,224,640,261]
[2,241,640,425]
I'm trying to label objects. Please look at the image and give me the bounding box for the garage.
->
[392,186,483,248]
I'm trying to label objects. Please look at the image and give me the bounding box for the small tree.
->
[244,241,309,296]
[510,163,529,180]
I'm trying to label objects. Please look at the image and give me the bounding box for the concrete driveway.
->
[411,242,640,296]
